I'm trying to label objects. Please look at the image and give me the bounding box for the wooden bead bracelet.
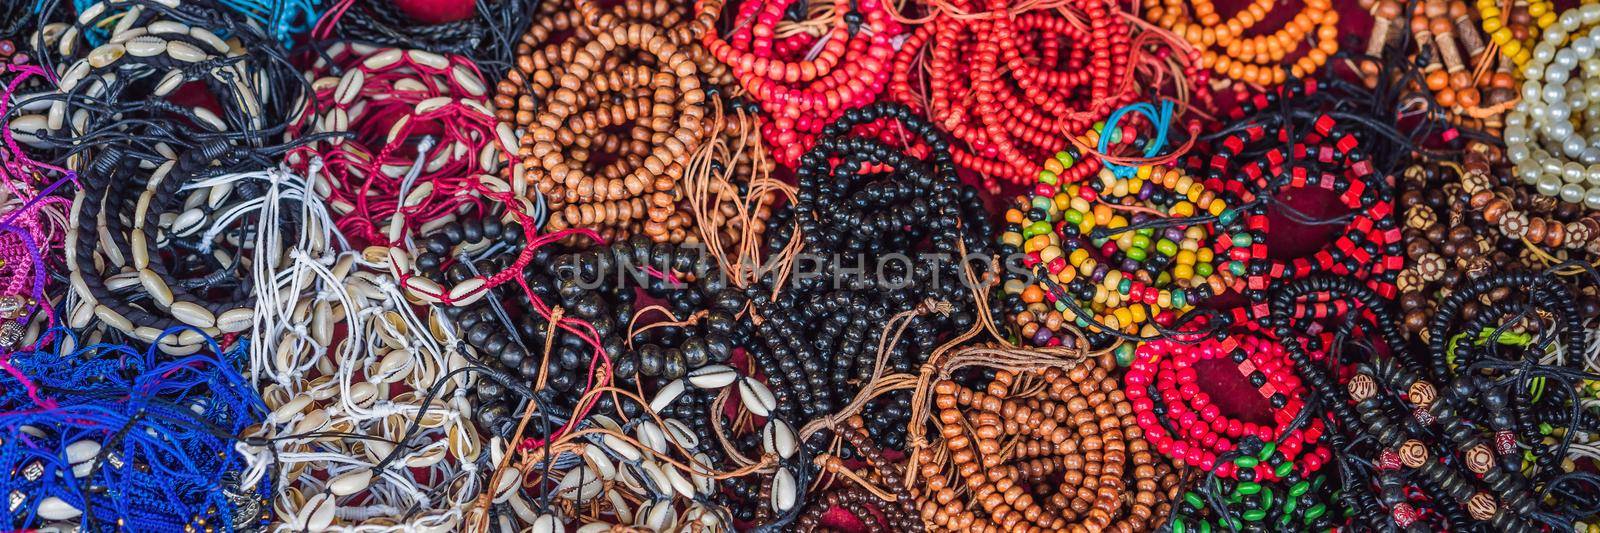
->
[1146,0,1339,88]
[913,353,1180,531]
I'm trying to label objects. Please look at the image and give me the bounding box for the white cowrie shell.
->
[58,25,80,57]
[531,513,565,533]
[271,396,311,423]
[615,463,644,494]
[57,60,90,93]
[452,65,486,96]
[739,377,777,417]
[47,100,66,131]
[403,181,435,208]
[348,382,379,408]
[606,490,634,523]
[171,208,205,237]
[36,497,82,520]
[601,434,642,461]
[644,499,675,531]
[86,44,129,69]
[394,78,427,92]
[192,106,225,131]
[106,272,142,292]
[408,49,450,70]
[637,460,671,495]
[375,351,415,383]
[576,523,610,533]
[326,469,371,496]
[508,491,540,523]
[690,452,715,494]
[770,467,798,512]
[663,419,698,450]
[762,420,799,459]
[591,415,622,433]
[110,6,143,37]
[76,2,105,24]
[414,96,451,115]
[335,68,365,106]
[294,492,337,531]
[9,114,47,145]
[216,307,253,333]
[404,276,444,304]
[124,36,166,57]
[650,379,685,413]
[582,443,616,479]
[448,422,481,461]
[147,21,188,36]
[293,409,330,436]
[490,465,521,502]
[687,365,737,389]
[363,48,405,70]
[557,466,602,502]
[635,421,668,454]
[170,301,216,329]
[165,41,206,62]
[311,75,340,93]
[384,115,412,144]
[66,440,102,478]
[189,27,228,53]
[496,122,520,151]
[404,445,447,468]
[665,465,696,499]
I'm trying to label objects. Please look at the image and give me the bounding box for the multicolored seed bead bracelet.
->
[1000,120,1256,348]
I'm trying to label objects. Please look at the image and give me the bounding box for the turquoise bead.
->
[1229,261,1246,276]
[1118,278,1132,294]
[1232,233,1253,247]
[1031,196,1053,213]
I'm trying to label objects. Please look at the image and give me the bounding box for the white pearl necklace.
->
[1506,4,1600,208]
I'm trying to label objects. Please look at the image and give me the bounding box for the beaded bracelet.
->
[913,354,1180,530]
[700,0,904,167]
[1504,4,1600,206]
[887,0,1143,190]
[751,103,991,448]
[1164,436,1340,532]
[1269,275,1594,531]
[314,0,536,81]
[288,43,516,247]
[999,113,1253,348]
[1146,0,1339,88]
[1479,0,1556,70]
[1198,83,1404,322]
[497,0,711,243]
[1128,332,1332,478]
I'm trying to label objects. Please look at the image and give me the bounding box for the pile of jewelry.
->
[5,0,1600,531]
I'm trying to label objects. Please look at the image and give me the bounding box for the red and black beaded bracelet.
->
[1194,82,1403,323]
[1129,330,1332,478]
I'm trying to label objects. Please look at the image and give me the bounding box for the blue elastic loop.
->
[1097,101,1177,179]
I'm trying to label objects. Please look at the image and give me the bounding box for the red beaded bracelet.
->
[700,0,904,166]
[1128,332,1333,479]
[888,0,1143,190]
